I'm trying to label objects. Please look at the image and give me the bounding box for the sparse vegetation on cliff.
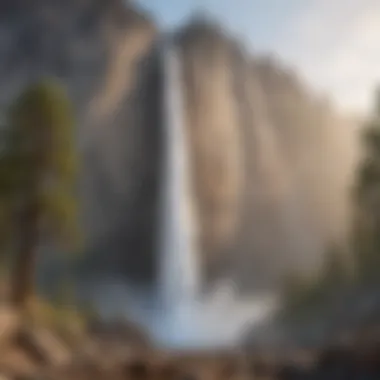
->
[281,244,350,320]
[276,89,380,337]
[352,87,380,282]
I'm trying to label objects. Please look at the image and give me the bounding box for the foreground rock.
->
[0,304,378,380]
[0,307,151,379]
[0,320,72,377]
[1,341,380,379]
[47,340,379,380]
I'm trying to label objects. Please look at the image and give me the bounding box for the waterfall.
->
[151,37,278,349]
[79,37,279,350]
[158,37,200,310]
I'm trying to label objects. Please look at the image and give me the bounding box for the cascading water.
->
[158,38,200,309]
[153,36,204,347]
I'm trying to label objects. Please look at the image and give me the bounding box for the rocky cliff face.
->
[175,19,359,289]
[0,1,359,290]
[177,21,245,280]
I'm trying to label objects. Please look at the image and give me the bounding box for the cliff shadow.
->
[77,40,164,287]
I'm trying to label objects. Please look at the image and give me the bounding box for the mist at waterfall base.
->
[84,277,277,349]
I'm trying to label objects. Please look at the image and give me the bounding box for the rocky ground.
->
[0,304,378,380]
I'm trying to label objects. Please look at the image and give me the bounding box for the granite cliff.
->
[0,0,359,290]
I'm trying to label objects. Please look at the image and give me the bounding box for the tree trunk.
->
[10,199,39,313]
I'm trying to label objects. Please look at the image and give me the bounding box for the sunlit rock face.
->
[174,19,359,289]
[177,21,245,279]
[257,60,359,249]
[227,49,318,290]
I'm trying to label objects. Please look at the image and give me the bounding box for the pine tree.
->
[353,87,380,279]
[0,79,80,312]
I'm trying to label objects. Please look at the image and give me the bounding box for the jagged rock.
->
[0,307,20,349]
[13,327,72,368]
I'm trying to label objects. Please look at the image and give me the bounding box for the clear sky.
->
[136,0,380,115]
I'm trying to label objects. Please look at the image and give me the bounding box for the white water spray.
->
[158,38,200,309]
[152,38,206,347]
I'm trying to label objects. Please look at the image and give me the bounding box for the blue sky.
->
[136,0,304,51]
[136,0,380,115]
